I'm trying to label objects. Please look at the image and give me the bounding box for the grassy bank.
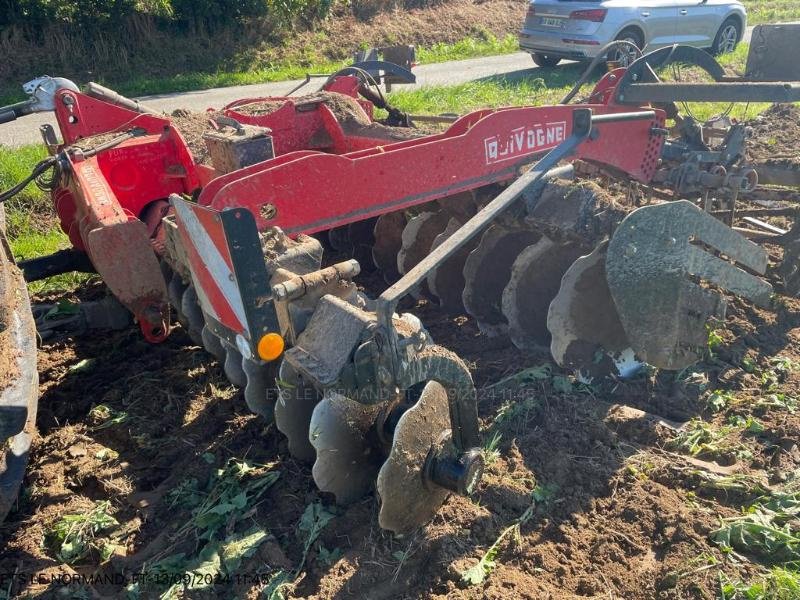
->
[109,33,520,100]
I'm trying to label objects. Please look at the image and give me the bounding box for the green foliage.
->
[143,459,280,597]
[713,493,800,564]
[170,0,269,28]
[720,568,800,600]
[707,389,737,412]
[295,501,336,575]
[44,501,119,564]
[669,419,728,457]
[461,484,557,586]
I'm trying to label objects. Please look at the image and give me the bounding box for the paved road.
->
[0,25,759,147]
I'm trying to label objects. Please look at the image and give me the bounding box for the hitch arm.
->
[0,100,35,125]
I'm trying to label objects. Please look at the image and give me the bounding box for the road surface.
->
[0,25,759,146]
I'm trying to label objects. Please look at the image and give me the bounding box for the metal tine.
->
[687,245,773,308]
[687,203,768,274]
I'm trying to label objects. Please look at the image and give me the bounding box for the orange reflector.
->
[257,332,285,362]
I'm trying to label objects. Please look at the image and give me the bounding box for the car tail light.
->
[569,9,607,22]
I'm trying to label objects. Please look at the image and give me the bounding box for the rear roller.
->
[501,237,585,350]
[274,359,321,463]
[309,391,384,504]
[462,224,542,336]
[547,243,641,382]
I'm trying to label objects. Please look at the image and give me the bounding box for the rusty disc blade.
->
[376,381,451,535]
[372,212,407,283]
[461,224,542,336]
[310,392,384,505]
[547,242,642,382]
[274,359,321,463]
[502,237,584,350]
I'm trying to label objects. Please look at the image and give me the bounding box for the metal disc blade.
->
[397,211,451,275]
[310,392,384,505]
[435,190,479,221]
[326,225,351,252]
[372,212,407,283]
[606,201,772,370]
[221,341,247,388]
[274,359,321,463]
[377,381,451,535]
[348,218,377,273]
[502,237,584,351]
[462,224,541,336]
[201,325,226,362]
[547,243,641,382]
[242,358,278,421]
[181,285,205,346]
[426,218,477,314]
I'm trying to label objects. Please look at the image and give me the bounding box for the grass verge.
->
[0,33,520,105]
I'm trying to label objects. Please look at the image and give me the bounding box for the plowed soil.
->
[1,111,800,599]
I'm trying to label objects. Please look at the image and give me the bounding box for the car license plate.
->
[540,17,564,28]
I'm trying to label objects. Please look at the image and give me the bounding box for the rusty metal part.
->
[376,381,451,534]
[462,224,542,336]
[502,237,585,350]
[547,243,641,382]
[606,200,772,370]
[309,391,384,504]
[272,260,360,302]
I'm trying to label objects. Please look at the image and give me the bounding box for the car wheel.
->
[713,17,740,55]
[532,53,561,68]
[611,28,643,67]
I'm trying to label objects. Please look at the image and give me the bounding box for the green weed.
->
[142,459,280,597]
[670,420,729,457]
[713,492,800,564]
[44,501,119,564]
[720,567,800,600]
[461,483,557,586]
